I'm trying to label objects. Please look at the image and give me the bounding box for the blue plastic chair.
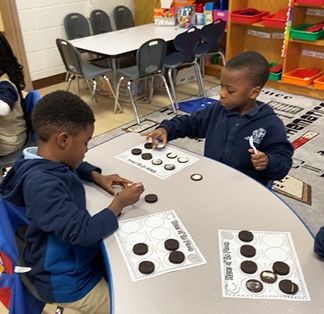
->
[164,27,209,109]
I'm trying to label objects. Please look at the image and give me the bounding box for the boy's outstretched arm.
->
[142,127,168,148]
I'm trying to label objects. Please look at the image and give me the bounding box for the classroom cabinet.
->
[218,0,324,98]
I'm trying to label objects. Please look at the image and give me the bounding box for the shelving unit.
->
[221,0,324,98]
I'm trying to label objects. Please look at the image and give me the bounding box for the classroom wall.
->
[15,0,134,81]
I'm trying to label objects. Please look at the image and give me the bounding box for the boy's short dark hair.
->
[32,90,95,142]
[225,51,270,88]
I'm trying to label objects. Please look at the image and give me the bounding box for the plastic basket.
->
[290,24,324,41]
[313,75,324,90]
[268,63,282,81]
[295,0,324,6]
[262,9,288,29]
[282,68,322,87]
[231,8,269,24]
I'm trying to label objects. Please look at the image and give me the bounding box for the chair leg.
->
[148,77,155,103]
[66,74,75,91]
[89,79,97,106]
[55,306,64,314]
[167,68,179,110]
[161,75,177,114]
[126,81,141,125]
[103,75,123,113]
[193,61,207,98]
[76,76,80,96]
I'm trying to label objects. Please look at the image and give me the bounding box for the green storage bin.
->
[269,63,282,81]
[290,24,324,41]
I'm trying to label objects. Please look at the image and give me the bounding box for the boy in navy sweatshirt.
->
[145,51,293,186]
[0,90,144,313]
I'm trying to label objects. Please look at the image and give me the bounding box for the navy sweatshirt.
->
[160,101,293,185]
[0,148,118,303]
[315,227,324,258]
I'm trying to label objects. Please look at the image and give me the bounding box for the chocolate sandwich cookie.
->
[152,159,163,165]
[131,148,142,155]
[166,152,177,159]
[144,194,158,203]
[138,261,155,274]
[169,250,185,264]
[164,239,179,251]
[260,270,277,284]
[240,245,256,258]
[164,164,175,171]
[141,153,152,160]
[246,279,264,293]
[155,142,165,150]
[177,156,189,163]
[238,230,254,242]
[133,243,148,256]
[273,261,290,276]
[144,142,153,149]
[190,173,203,181]
[240,260,257,274]
[279,279,299,295]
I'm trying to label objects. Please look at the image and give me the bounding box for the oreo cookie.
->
[246,279,263,293]
[177,156,188,163]
[166,152,177,159]
[260,270,277,284]
[152,159,163,165]
[138,261,155,274]
[240,245,256,258]
[190,173,203,181]
[238,230,254,242]
[131,148,142,155]
[279,279,299,295]
[240,260,257,274]
[273,261,290,276]
[133,243,148,256]
[141,153,152,160]
[144,194,158,203]
[144,142,153,149]
[169,251,185,264]
[164,164,175,171]
[164,239,179,251]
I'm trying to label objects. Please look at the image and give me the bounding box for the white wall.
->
[15,0,135,81]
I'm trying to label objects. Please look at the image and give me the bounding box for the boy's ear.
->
[250,86,261,100]
[57,132,69,148]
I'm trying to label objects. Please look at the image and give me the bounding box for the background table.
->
[84,132,323,314]
[70,24,188,90]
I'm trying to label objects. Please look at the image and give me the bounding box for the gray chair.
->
[113,6,134,30]
[64,13,90,40]
[90,9,112,35]
[200,19,226,76]
[114,38,176,125]
[56,38,122,112]
[164,27,209,109]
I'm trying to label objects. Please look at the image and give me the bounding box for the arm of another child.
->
[314,227,324,258]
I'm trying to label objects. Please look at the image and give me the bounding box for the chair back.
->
[137,39,166,78]
[64,13,90,40]
[56,38,83,77]
[173,27,201,62]
[90,9,112,35]
[113,6,134,30]
[200,19,226,53]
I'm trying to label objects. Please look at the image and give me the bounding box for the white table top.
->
[84,133,323,314]
[70,23,188,57]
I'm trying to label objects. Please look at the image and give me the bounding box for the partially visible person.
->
[0,91,144,313]
[315,227,324,258]
[0,32,27,156]
[144,51,294,186]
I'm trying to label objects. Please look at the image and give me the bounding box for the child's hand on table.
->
[248,149,269,171]
[142,127,167,148]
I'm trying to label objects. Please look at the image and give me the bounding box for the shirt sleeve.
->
[0,81,18,109]
[314,227,324,258]
[76,161,102,181]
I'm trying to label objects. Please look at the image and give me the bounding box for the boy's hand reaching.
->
[248,149,269,171]
[142,127,167,148]
[91,172,133,196]
[109,182,145,216]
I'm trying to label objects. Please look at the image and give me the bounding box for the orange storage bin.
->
[282,68,322,87]
[313,75,324,90]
